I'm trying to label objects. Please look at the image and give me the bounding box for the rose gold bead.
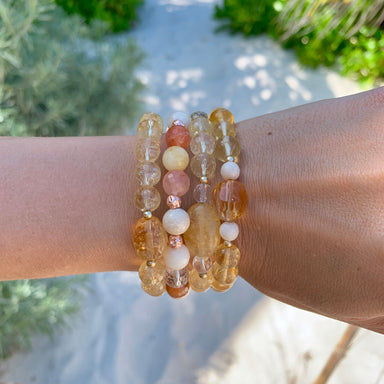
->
[168,235,183,248]
[171,119,186,127]
[167,195,182,209]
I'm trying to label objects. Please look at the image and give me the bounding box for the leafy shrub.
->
[0,0,145,137]
[54,0,143,32]
[0,277,87,359]
[214,0,384,86]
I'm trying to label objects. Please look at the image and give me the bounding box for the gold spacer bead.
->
[146,260,156,267]
[200,176,208,184]
[199,273,208,279]
[143,210,152,219]
[224,240,232,248]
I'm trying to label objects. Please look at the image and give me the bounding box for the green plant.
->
[0,0,145,137]
[214,0,384,86]
[54,0,143,32]
[0,276,88,359]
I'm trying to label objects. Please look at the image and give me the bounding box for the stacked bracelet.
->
[210,108,248,292]
[161,112,192,299]
[132,113,168,297]
[184,111,219,292]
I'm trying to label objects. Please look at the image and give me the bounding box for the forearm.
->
[0,136,139,280]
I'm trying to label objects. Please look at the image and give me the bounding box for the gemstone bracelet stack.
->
[132,108,248,299]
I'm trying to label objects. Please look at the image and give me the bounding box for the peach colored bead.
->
[163,170,190,197]
[166,125,191,149]
[166,282,190,299]
[162,146,189,171]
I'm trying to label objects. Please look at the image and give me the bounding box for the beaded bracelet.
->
[210,108,248,292]
[161,112,192,299]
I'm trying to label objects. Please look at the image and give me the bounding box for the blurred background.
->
[0,0,383,383]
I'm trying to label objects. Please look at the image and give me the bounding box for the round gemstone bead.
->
[165,125,191,149]
[162,170,190,197]
[162,208,190,235]
[139,112,163,130]
[163,245,190,270]
[139,261,165,285]
[162,146,189,171]
[188,116,213,136]
[166,282,190,299]
[212,263,239,285]
[193,183,212,203]
[189,269,212,293]
[165,266,189,288]
[192,256,213,274]
[190,111,208,120]
[134,186,161,212]
[136,138,160,162]
[212,180,248,221]
[137,119,163,141]
[168,234,183,248]
[212,122,236,140]
[167,111,189,128]
[135,162,161,186]
[214,243,240,268]
[166,195,182,209]
[209,108,234,125]
[214,136,241,162]
[133,216,168,261]
[211,279,233,293]
[190,132,215,155]
[190,153,216,179]
[184,203,221,257]
[219,222,239,241]
[141,281,166,297]
[221,161,240,180]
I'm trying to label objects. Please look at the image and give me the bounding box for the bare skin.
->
[0,87,383,333]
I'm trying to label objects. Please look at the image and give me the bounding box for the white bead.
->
[221,161,240,180]
[163,245,190,270]
[162,208,190,235]
[167,111,189,128]
[219,222,239,241]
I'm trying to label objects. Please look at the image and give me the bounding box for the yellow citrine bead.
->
[137,119,163,141]
[212,263,238,285]
[212,180,248,221]
[132,216,168,261]
[136,138,160,162]
[139,112,163,131]
[138,261,165,285]
[162,146,189,171]
[189,269,213,293]
[209,108,236,139]
[211,279,234,293]
[209,108,234,124]
[214,136,241,162]
[134,186,161,212]
[214,243,240,268]
[184,203,221,257]
[141,281,166,297]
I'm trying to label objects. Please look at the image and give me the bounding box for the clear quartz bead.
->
[141,281,166,297]
[134,186,161,212]
[136,138,160,162]
[190,132,215,155]
[140,112,163,130]
[139,261,165,285]
[190,153,216,178]
[135,162,161,186]
[188,116,213,136]
[165,266,189,288]
[193,183,212,203]
[137,119,163,141]
[192,256,212,273]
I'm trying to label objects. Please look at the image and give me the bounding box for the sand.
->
[2,1,382,383]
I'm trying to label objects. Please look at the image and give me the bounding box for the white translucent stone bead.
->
[219,222,239,241]
[163,245,190,270]
[162,146,189,171]
[221,161,240,180]
[162,208,190,235]
[167,111,190,128]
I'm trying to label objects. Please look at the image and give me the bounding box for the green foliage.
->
[214,0,384,86]
[0,276,88,359]
[54,0,143,32]
[0,0,145,137]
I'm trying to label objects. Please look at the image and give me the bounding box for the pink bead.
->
[163,170,190,196]
[167,195,182,209]
[166,125,191,149]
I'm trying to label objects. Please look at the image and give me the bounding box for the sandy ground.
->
[1,0,383,383]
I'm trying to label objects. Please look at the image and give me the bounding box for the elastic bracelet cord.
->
[209,108,248,292]
[132,113,168,297]
[161,112,192,299]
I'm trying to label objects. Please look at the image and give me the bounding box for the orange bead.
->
[212,180,248,221]
[209,108,234,124]
[166,282,190,299]
[165,125,191,149]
